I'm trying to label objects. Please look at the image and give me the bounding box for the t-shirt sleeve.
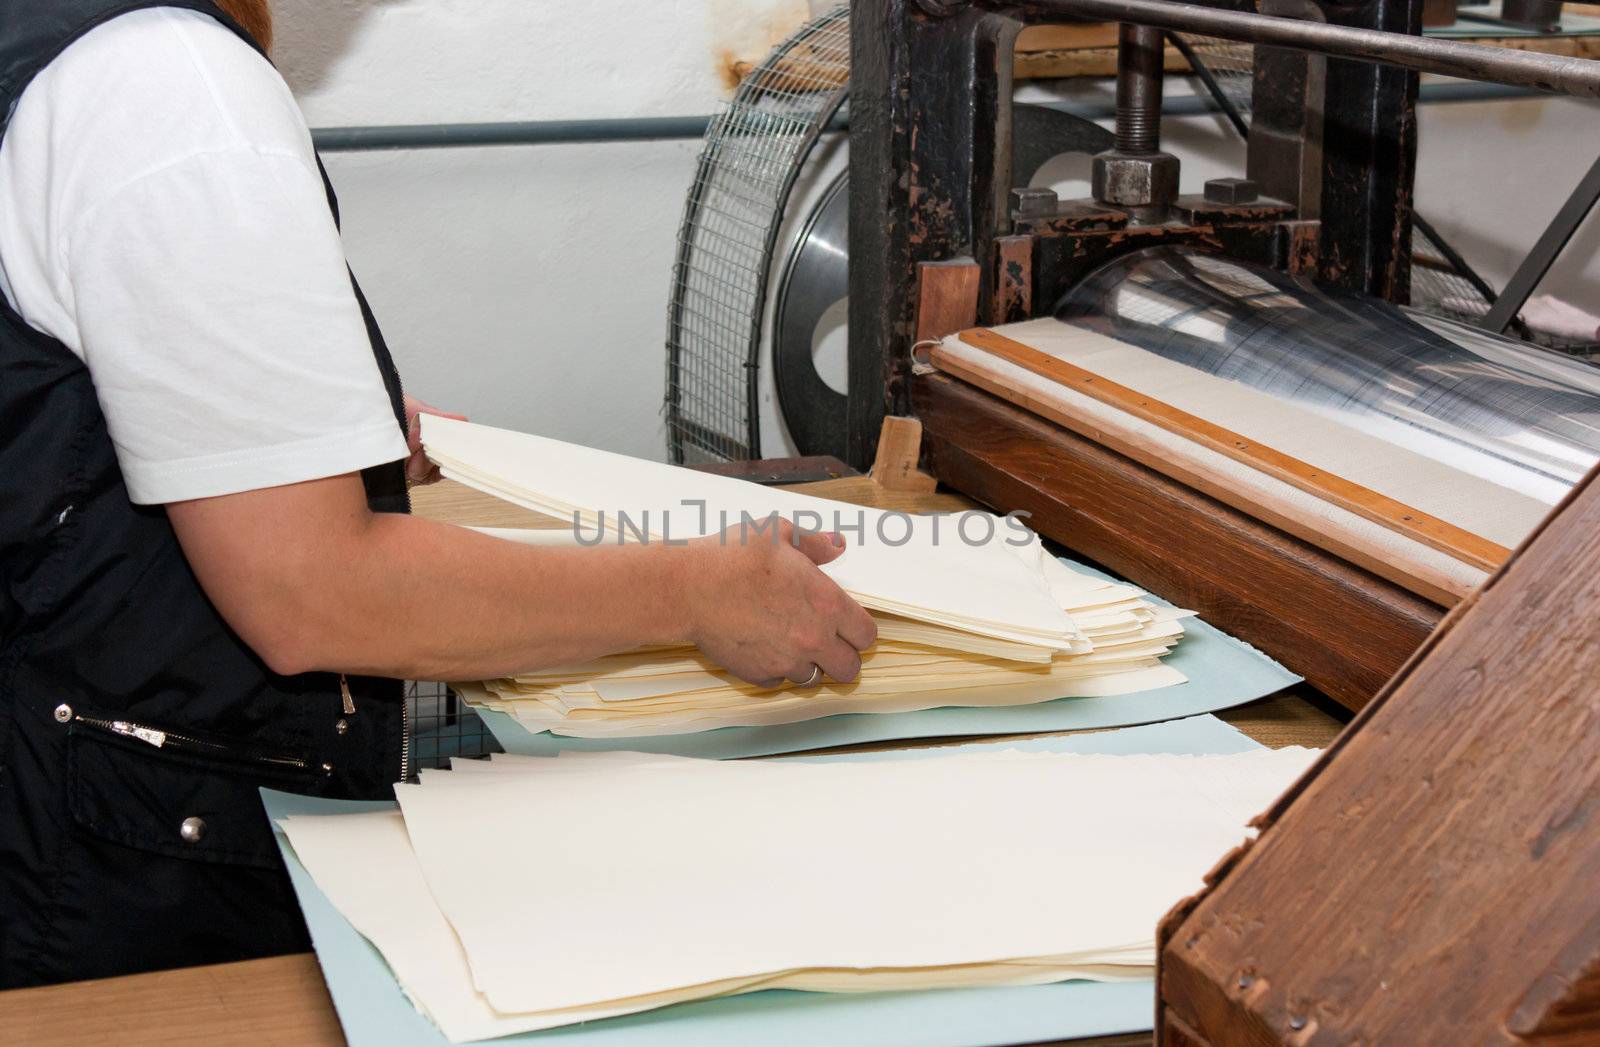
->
[8,8,413,506]
[66,145,409,505]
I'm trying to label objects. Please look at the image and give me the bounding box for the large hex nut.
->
[1091,150,1180,209]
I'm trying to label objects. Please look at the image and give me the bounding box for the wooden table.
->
[1,478,1344,1047]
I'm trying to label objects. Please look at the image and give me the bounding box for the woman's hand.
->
[403,394,467,486]
[682,518,878,688]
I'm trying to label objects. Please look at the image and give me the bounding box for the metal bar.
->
[1114,23,1165,152]
[313,116,714,151]
[1020,0,1600,97]
[1410,211,1499,305]
[315,114,849,152]
[1166,30,1251,139]
[1481,151,1600,333]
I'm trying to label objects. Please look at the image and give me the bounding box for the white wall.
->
[1414,91,1600,306]
[271,2,1600,461]
[275,0,810,460]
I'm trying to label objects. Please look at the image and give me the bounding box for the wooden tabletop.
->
[2,477,1344,1047]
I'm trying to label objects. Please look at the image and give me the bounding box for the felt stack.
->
[423,417,1191,737]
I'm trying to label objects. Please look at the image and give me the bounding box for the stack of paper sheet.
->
[278,746,1318,1043]
[423,417,1192,737]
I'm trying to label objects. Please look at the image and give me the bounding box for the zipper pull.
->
[339,674,356,716]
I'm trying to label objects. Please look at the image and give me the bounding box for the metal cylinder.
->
[1054,246,1600,503]
[1114,23,1165,154]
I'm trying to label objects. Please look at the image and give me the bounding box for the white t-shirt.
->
[0,7,408,505]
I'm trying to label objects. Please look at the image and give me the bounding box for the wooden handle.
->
[870,416,938,494]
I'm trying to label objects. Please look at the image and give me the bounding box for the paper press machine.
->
[843,0,1600,712]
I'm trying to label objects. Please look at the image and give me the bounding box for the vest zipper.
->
[70,712,329,777]
[340,672,408,783]
[389,359,411,784]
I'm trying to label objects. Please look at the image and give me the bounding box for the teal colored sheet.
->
[264,714,1266,1047]
[476,557,1298,759]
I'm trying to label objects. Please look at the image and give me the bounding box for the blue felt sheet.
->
[265,714,1264,1047]
[477,558,1297,759]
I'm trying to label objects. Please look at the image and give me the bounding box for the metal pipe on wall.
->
[308,82,1551,153]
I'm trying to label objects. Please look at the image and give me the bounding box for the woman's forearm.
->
[297,514,699,680]
[169,470,871,689]
[169,473,702,681]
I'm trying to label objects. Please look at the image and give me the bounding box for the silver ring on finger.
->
[799,664,821,688]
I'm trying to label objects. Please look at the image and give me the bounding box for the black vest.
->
[0,1,409,988]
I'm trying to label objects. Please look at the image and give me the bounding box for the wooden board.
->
[690,455,857,484]
[930,337,1474,606]
[914,259,981,344]
[952,326,1512,574]
[1157,463,1600,1044]
[0,955,343,1047]
[914,370,1442,711]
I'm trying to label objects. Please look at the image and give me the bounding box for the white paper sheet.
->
[386,747,1318,1019]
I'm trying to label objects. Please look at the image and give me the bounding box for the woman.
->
[0,0,875,987]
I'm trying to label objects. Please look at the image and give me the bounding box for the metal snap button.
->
[53,703,73,724]
[335,718,349,735]
[179,816,206,844]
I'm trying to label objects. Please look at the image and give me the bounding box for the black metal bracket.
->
[1481,151,1600,335]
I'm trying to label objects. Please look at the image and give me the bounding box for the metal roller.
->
[1055,246,1600,504]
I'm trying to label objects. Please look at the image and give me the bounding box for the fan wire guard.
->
[665,5,850,464]
[405,681,500,776]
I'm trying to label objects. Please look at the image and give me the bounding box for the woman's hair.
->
[214,0,273,51]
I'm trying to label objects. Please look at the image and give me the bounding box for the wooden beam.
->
[1158,461,1600,1043]
[914,260,982,344]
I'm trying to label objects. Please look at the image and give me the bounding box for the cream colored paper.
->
[391,747,1318,1017]
[424,417,1079,649]
[422,418,1195,738]
[284,746,1318,1042]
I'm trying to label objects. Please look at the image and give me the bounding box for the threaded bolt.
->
[1113,23,1164,155]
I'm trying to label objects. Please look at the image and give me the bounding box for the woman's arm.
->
[166,472,877,686]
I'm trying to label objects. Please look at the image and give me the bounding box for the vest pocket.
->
[66,714,331,870]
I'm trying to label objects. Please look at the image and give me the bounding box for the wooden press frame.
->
[847,0,1439,710]
[1154,462,1600,1043]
